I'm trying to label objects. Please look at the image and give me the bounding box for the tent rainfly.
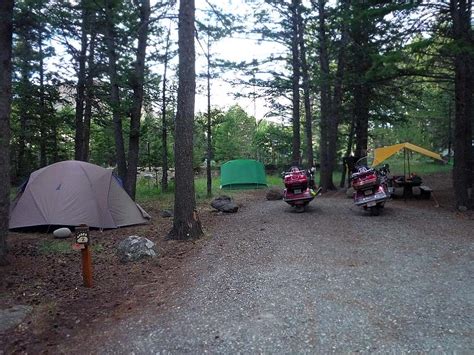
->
[9,160,150,229]
[220,159,267,190]
[372,142,444,167]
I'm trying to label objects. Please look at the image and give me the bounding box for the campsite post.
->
[75,224,93,288]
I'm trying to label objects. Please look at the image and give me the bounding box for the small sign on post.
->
[75,224,93,288]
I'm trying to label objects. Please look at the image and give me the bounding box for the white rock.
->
[53,227,72,239]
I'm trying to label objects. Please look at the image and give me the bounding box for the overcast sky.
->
[192,0,287,122]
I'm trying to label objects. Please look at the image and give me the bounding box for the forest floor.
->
[1,171,473,353]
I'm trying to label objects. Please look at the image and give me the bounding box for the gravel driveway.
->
[72,193,473,353]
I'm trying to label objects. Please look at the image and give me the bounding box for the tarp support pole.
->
[407,149,411,176]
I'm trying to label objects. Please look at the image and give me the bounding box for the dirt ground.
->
[0,172,472,353]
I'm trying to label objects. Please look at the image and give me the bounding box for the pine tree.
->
[168,0,203,240]
[0,0,14,266]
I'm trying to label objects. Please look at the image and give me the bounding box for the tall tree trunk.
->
[38,32,47,167]
[353,85,370,158]
[125,0,150,200]
[83,30,96,162]
[450,0,473,209]
[0,0,13,265]
[340,115,355,188]
[51,123,58,162]
[168,0,203,240]
[17,67,29,179]
[352,3,371,159]
[297,1,313,168]
[74,4,88,161]
[317,0,333,191]
[105,0,127,184]
[206,30,212,197]
[291,0,301,165]
[326,0,349,188]
[161,25,171,192]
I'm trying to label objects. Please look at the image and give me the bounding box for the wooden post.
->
[75,224,93,288]
[81,245,93,288]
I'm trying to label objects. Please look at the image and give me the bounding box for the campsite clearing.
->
[0,171,472,353]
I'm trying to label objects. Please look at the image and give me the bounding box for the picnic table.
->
[391,175,432,199]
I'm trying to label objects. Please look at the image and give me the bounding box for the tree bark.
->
[352,2,371,159]
[74,4,88,161]
[353,84,370,158]
[162,25,171,192]
[38,32,48,167]
[83,30,96,162]
[450,0,473,209]
[0,0,13,265]
[291,0,301,165]
[206,30,212,197]
[125,0,150,200]
[317,0,333,191]
[105,0,127,184]
[17,41,31,180]
[340,115,355,188]
[326,0,349,189]
[168,0,203,240]
[297,1,313,168]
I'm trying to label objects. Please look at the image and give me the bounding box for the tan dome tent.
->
[9,161,150,229]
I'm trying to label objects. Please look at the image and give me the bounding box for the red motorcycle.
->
[283,167,322,213]
[350,164,391,216]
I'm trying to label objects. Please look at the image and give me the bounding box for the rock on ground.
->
[116,236,158,263]
[211,195,239,213]
[0,305,32,333]
[160,210,173,218]
[266,187,283,200]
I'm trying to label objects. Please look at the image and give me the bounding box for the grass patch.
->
[375,158,452,176]
[267,174,283,187]
[137,175,247,204]
[38,240,103,255]
[136,170,350,205]
[38,240,74,254]
[136,179,175,205]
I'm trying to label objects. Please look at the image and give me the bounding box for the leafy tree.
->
[12,0,60,180]
[213,105,256,162]
[254,120,292,166]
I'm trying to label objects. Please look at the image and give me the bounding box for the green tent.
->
[220,159,267,190]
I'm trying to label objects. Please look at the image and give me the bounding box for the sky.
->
[194,36,285,121]
[48,0,288,122]
[192,0,287,122]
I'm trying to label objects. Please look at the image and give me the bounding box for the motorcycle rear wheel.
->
[369,205,381,216]
[295,205,305,213]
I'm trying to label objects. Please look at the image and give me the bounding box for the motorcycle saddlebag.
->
[351,170,379,191]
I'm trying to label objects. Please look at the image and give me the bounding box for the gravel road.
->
[73,193,473,353]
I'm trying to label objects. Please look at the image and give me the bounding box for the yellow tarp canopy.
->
[372,142,444,167]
